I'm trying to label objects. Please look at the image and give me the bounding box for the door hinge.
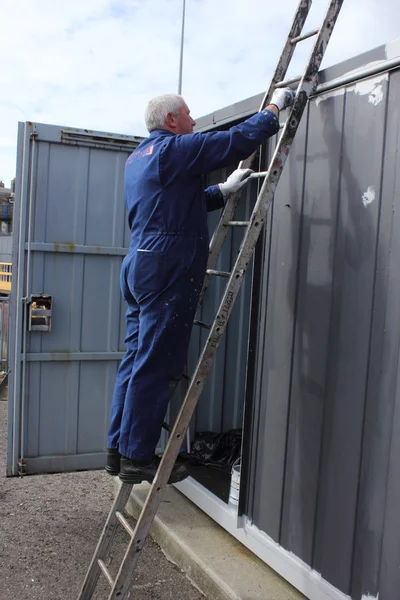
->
[29,125,38,139]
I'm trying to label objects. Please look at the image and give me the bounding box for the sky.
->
[1,0,399,187]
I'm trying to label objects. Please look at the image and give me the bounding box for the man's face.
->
[174,103,196,135]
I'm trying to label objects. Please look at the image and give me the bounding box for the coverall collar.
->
[148,129,175,138]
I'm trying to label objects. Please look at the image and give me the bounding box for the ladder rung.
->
[274,75,300,88]
[291,27,320,44]
[226,221,249,227]
[116,511,135,538]
[249,171,269,179]
[182,371,191,382]
[193,319,212,329]
[206,269,231,278]
[162,420,171,432]
[97,559,114,588]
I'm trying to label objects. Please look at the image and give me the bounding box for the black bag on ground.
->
[188,429,242,469]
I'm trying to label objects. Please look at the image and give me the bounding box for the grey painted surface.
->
[247,61,400,599]
[0,235,12,262]
[353,68,400,600]
[7,122,141,475]
[379,354,400,599]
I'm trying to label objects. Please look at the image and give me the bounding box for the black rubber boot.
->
[118,456,189,484]
[105,448,121,476]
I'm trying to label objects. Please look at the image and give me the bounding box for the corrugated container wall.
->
[250,55,400,599]
[192,41,400,600]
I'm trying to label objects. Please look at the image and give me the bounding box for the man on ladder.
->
[106,89,294,484]
[80,3,344,597]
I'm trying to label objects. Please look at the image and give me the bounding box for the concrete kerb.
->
[113,479,305,600]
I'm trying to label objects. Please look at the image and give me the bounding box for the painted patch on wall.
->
[354,75,387,106]
[362,186,376,208]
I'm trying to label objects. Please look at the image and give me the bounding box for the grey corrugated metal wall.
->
[7,123,143,475]
[246,66,400,599]
[0,235,12,262]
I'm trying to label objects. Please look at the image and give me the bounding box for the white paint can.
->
[228,459,241,508]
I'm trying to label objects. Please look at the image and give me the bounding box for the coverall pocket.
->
[132,249,166,293]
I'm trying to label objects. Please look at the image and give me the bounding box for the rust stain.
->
[54,242,76,252]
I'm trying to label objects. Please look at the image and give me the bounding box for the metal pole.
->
[178,0,186,95]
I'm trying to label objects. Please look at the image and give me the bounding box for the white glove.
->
[218,168,253,197]
[269,87,295,111]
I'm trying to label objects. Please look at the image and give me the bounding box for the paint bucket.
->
[228,459,241,508]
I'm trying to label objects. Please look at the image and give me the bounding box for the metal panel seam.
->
[278,100,310,543]
[349,72,392,598]
[247,142,275,517]
[310,89,347,568]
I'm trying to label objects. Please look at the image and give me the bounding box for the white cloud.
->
[0,0,399,185]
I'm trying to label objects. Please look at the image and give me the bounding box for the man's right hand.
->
[269,88,295,111]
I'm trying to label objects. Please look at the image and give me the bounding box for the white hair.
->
[144,94,185,132]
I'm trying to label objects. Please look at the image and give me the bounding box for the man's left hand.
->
[218,168,254,197]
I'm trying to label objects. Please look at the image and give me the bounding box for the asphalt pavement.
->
[0,398,204,600]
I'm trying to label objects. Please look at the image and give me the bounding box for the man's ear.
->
[165,112,176,129]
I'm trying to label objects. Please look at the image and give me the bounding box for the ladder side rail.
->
[200,0,313,307]
[77,484,133,600]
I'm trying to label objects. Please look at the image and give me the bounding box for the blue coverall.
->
[107,109,280,461]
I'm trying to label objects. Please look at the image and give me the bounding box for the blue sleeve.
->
[174,110,279,176]
[205,185,225,212]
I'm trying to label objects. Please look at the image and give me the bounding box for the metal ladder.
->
[78,1,344,598]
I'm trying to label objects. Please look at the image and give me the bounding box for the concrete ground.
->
[0,399,204,600]
[121,482,305,600]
